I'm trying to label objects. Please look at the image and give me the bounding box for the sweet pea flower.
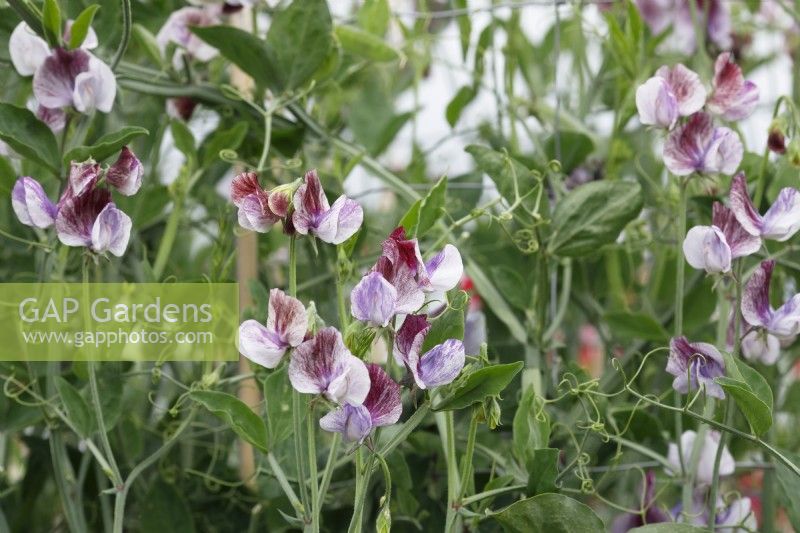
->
[239,289,308,369]
[393,314,465,389]
[714,497,758,532]
[663,113,743,176]
[610,471,670,533]
[69,160,101,197]
[742,260,800,339]
[350,272,398,327]
[106,147,143,196]
[319,364,402,443]
[729,172,800,242]
[636,64,706,129]
[56,185,131,257]
[288,327,370,405]
[683,202,761,274]
[707,53,759,121]
[635,0,731,54]
[666,336,726,399]
[156,6,221,68]
[230,172,280,232]
[667,430,734,485]
[11,177,58,229]
[291,170,363,245]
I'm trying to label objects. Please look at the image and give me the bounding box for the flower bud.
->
[768,118,787,154]
[344,320,377,358]
[267,178,302,218]
[106,146,143,196]
[788,138,800,167]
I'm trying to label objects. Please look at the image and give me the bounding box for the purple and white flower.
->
[636,64,706,129]
[55,185,131,256]
[729,172,800,242]
[635,0,731,54]
[714,497,758,532]
[319,363,402,443]
[741,328,781,365]
[682,202,761,274]
[742,260,800,339]
[156,6,221,68]
[667,430,734,485]
[393,314,465,389]
[291,170,363,245]
[288,327,370,405]
[230,172,280,232]
[68,160,101,197]
[663,113,742,176]
[666,336,726,399]
[239,289,308,369]
[11,177,58,229]
[350,272,398,327]
[106,147,143,196]
[707,53,759,121]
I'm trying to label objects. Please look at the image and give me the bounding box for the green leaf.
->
[604,311,669,342]
[493,493,604,533]
[735,359,773,411]
[544,131,595,174]
[191,26,276,88]
[336,25,399,62]
[190,390,268,452]
[267,0,334,89]
[433,361,523,411]
[774,449,800,531]
[68,5,100,49]
[357,0,390,35]
[200,122,248,167]
[0,156,15,197]
[0,104,60,173]
[170,120,196,161]
[454,0,471,60]
[446,85,477,127]
[548,180,643,257]
[629,526,708,533]
[715,376,772,436]
[399,200,422,236]
[54,377,93,437]
[513,388,550,465]
[421,291,467,353]
[138,479,196,533]
[465,261,527,344]
[465,145,541,221]
[262,366,304,448]
[42,0,62,48]
[525,448,559,495]
[132,23,163,66]
[415,176,448,237]
[64,126,149,165]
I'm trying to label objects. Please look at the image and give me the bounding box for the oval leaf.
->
[190,390,268,453]
[433,361,523,411]
[54,376,94,437]
[0,103,60,173]
[64,126,149,165]
[69,5,100,49]
[493,493,604,533]
[335,25,400,62]
[548,180,643,257]
[715,376,772,436]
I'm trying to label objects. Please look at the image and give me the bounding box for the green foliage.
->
[0,104,60,173]
[493,493,605,533]
[190,390,268,452]
[433,361,523,411]
[64,127,149,165]
[68,5,100,49]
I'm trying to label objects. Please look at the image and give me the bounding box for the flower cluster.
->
[9,21,116,131]
[635,0,731,53]
[11,148,142,257]
[636,54,757,176]
[231,169,363,244]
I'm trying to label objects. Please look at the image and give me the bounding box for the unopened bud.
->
[344,320,377,358]
[768,119,787,154]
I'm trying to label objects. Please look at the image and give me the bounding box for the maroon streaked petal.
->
[655,63,706,116]
[729,173,763,236]
[363,363,402,427]
[682,225,731,273]
[663,113,715,175]
[68,160,101,197]
[36,104,66,133]
[761,187,800,241]
[231,171,264,205]
[313,196,363,244]
[393,314,430,367]
[741,260,775,328]
[33,48,90,110]
[55,186,111,247]
[417,339,466,389]
[266,288,308,349]
[106,147,143,196]
[712,202,761,258]
[11,177,57,229]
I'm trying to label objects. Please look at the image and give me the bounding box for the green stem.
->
[673,177,689,478]
[438,411,460,533]
[708,397,733,531]
[317,433,341,512]
[267,452,305,516]
[88,362,123,486]
[256,111,273,173]
[307,404,319,533]
[348,448,375,533]
[289,236,297,297]
[110,0,132,71]
[457,410,479,504]
[152,196,184,280]
[335,246,349,329]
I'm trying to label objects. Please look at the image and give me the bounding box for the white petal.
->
[238,319,287,369]
[424,244,464,292]
[9,23,49,76]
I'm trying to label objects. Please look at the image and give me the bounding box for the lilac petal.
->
[314,196,364,244]
[706,127,744,175]
[363,364,402,427]
[382,227,426,276]
[393,314,430,368]
[741,260,774,329]
[667,430,734,485]
[769,294,800,338]
[350,272,398,327]
[655,63,707,116]
[106,147,143,196]
[11,177,57,229]
[319,404,372,443]
[90,204,132,256]
[289,327,370,405]
[729,173,763,236]
[33,48,90,110]
[56,187,112,247]
[238,195,279,232]
[36,104,66,133]
[716,497,757,530]
[72,56,117,113]
[415,339,466,389]
[635,76,678,129]
[238,319,289,369]
[712,202,761,258]
[761,187,800,241]
[463,309,487,356]
[682,225,731,273]
[292,169,330,236]
[635,0,674,35]
[375,258,425,315]
[663,113,742,176]
[266,288,308,349]
[666,337,726,399]
[9,22,49,76]
[708,53,759,121]
[741,330,780,365]
[231,172,265,205]
[706,0,733,50]
[156,6,220,63]
[423,244,463,292]
[68,161,100,197]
